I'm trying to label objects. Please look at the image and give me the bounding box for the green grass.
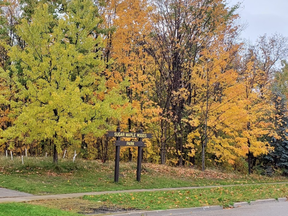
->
[0,203,79,216]
[83,183,288,210]
[0,156,287,195]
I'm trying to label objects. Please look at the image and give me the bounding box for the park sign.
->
[107,128,152,182]
[115,141,146,147]
[107,131,152,139]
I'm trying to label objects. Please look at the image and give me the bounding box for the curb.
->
[234,197,287,207]
[106,198,288,216]
[108,205,223,216]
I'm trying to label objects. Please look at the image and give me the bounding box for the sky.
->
[227,0,288,43]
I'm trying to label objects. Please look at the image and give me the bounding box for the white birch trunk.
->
[63,149,67,159]
[73,151,77,163]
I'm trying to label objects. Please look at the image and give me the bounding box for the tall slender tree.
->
[146,0,240,167]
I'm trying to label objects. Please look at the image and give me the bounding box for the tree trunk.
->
[53,144,58,164]
[174,126,183,166]
[247,123,252,174]
[161,146,166,164]
[96,138,101,160]
[128,148,132,162]
[190,155,195,166]
[160,138,166,164]
[202,69,209,171]
[103,137,109,163]
[128,118,132,162]
[248,150,252,174]
[178,136,183,166]
[160,120,167,164]
[202,141,206,171]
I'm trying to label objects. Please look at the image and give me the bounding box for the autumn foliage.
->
[0,0,287,174]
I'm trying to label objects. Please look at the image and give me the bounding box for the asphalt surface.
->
[193,201,288,216]
[0,188,33,198]
[110,200,288,216]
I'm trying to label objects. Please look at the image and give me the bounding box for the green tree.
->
[0,0,130,163]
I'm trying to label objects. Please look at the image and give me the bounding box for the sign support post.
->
[107,129,152,182]
[137,129,143,182]
[114,127,120,183]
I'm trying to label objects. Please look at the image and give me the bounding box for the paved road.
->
[193,202,288,216]
[110,200,288,216]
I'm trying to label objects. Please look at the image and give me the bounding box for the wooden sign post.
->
[107,128,152,182]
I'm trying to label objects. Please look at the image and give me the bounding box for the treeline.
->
[0,0,288,174]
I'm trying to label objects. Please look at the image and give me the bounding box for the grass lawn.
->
[83,183,288,210]
[0,156,287,195]
[0,203,79,216]
[82,183,288,210]
[1,156,288,215]
[29,183,288,214]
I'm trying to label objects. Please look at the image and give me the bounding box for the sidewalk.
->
[1,182,288,203]
[0,188,33,198]
[0,185,231,203]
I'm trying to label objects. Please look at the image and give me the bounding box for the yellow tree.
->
[0,0,23,155]
[235,35,288,173]
[185,26,242,170]
[234,51,275,174]
[146,0,241,166]
[0,0,131,163]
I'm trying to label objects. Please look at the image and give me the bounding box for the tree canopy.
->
[0,0,288,174]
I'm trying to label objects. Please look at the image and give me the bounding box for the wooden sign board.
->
[115,141,145,147]
[107,131,152,139]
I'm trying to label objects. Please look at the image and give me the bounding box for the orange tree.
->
[100,0,161,162]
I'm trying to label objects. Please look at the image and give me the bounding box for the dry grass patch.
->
[28,198,97,214]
